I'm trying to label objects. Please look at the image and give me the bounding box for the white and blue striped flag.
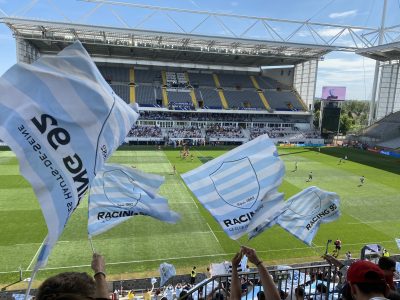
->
[159,262,176,286]
[88,164,180,237]
[181,135,285,240]
[249,186,340,245]
[0,41,139,271]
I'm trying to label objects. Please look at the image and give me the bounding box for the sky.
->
[0,0,400,100]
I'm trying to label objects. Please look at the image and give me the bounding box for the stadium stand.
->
[223,89,265,110]
[167,90,193,103]
[136,85,157,107]
[218,73,254,88]
[196,88,222,109]
[98,66,129,83]
[378,136,400,149]
[263,90,304,111]
[135,69,162,84]
[98,67,307,112]
[187,72,216,87]
[110,84,130,102]
[360,110,400,149]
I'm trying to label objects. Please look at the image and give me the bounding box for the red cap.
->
[347,260,385,284]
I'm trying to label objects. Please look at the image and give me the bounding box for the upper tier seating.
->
[187,72,215,87]
[223,89,264,109]
[136,85,157,106]
[135,69,162,84]
[98,66,306,112]
[218,73,254,88]
[263,90,303,111]
[98,66,129,83]
[167,90,192,103]
[110,84,129,103]
[197,88,222,109]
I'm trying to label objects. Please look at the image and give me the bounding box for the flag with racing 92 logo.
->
[181,135,285,240]
[0,41,139,270]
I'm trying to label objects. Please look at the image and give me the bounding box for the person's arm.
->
[241,246,280,300]
[91,253,109,299]
[230,251,243,300]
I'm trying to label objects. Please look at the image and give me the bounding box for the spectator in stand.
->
[314,283,328,300]
[128,125,162,138]
[230,246,280,300]
[378,257,397,291]
[294,287,304,300]
[36,253,108,300]
[346,260,389,300]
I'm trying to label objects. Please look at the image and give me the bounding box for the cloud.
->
[317,56,375,99]
[329,10,358,19]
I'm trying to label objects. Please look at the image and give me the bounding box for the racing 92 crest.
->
[102,169,141,208]
[210,157,260,209]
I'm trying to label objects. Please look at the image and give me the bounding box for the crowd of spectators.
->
[168,102,195,111]
[138,111,285,123]
[250,127,291,139]
[206,125,245,139]
[23,244,400,300]
[128,126,162,138]
[167,127,203,139]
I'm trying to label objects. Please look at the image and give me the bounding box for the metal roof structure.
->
[356,41,400,61]
[2,0,399,67]
[1,17,335,67]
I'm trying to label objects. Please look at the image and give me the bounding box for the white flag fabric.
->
[249,186,340,245]
[0,41,139,269]
[159,262,176,286]
[88,164,180,236]
[182,135,285,239]
[395,238,400,250]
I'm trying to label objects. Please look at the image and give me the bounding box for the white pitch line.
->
[23,252,230,272]
[2,239,395,274]
[206,222,223,248]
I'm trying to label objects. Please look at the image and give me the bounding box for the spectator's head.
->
[378,256,396,276]
[213,292,225,300]
[347,260,387,300]
[340,283,353,300]
[36,272,96,300]
[294,287,304,300]
[257,291,265,300]
[316,283,327,294]
[279,289,288,300]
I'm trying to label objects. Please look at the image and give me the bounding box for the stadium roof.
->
[1,17,342,67]
[356,41,400,61]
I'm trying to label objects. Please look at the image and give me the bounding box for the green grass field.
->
[0,146,399,287]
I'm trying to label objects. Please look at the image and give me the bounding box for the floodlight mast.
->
[368,0,388,125]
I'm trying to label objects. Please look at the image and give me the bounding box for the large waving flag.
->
[88,164,180,236]
[182,135,285,239]
[159,262,176,286]
[249,186,340,245]
[0,41,139,270]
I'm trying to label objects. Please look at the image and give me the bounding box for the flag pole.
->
[24,267,38,300]
[89,237,95,254]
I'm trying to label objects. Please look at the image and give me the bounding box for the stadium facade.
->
[1,2,399,144]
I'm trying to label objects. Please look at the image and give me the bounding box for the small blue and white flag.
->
[0,41,139,270]
[249,186,340,245]
[182,135,285,240]
[159,262,176,286]
[88,164,180,237]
